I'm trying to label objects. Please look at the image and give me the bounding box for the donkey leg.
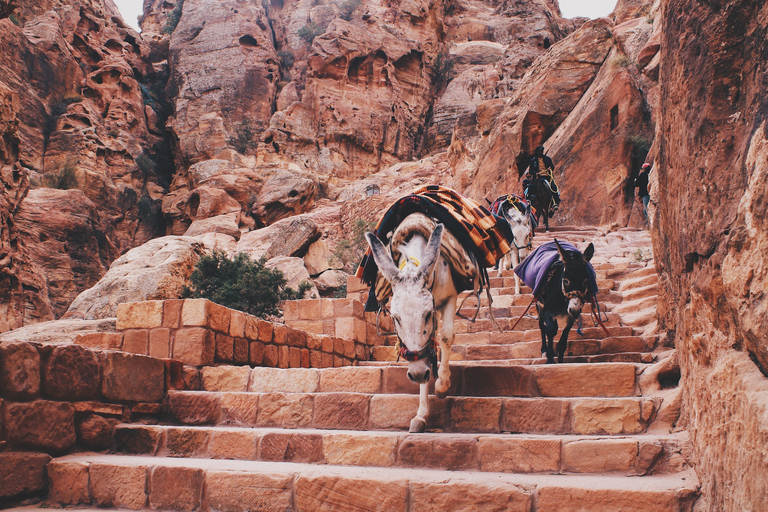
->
[497,252,509,278]
[435,300,456,399]
[557,317,576,364]
[540,314,558,364]
[512,251,521,294]
[409,382,429,433]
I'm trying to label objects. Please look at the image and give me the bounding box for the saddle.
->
[514,241,598,299]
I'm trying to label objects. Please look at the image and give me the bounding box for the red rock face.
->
[654,0,768,509]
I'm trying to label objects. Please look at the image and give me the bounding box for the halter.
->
[561,278,590,302]
[394,296,439,378]
[512,238,533,251]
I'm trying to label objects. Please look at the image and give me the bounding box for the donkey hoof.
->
[435,389,448,399]
[409,418,427,433]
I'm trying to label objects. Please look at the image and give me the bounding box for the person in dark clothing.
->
[522,145,560,212]
[635,163,651,219]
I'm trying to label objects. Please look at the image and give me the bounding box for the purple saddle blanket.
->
[514,241,598,297]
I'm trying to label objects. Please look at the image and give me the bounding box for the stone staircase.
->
[5,226,699,511]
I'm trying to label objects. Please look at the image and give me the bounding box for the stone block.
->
[369,394,447,430]
[289,347,302,367]
[334,338,344,355]
[278,345,290,368]
[76,414,112,450]
[250,367,319,393]
[209,429,259,459]
[503,398,570,434]
[113,426,163,454]
[322,337,334,353]
[536,486,680,512]
[314,392,370,430]
[298,299,322,320]
[535,363,637,397]
[202,366,250,392]
[273,324,288,346]
[165,427,210,457]
[43,344,100,401]
[295,474,407,512]
[116,300,164,330]
[47,460,89,504]
[398,435,477,470]
[283,300,300,321]
[320,367,381,393]
[149,328,171,359]
[149,465,204,511]
[173,327,215,366]
[0,451,52,500]
[287,328,307,348]
[321,352,334,368]
[244,315,259,340]
[263,345,278,367]
[257,320,273,342]
[288,319,325,335]
[449,397,502,433]
[306,332,323,350]
[230,310,246,337]
[301,348,310,368]
[247,341,263,366]
[478,436,561,473]
[220,393,259,425]
[234,337,249,364]
[163,299,183,328]
[76,332,123,350]
[208,302,232,333]
[321,298,335,318]
[562,438,638,473]
[168,392,220,424]
[90,463,148,509]
[571,398,643,435]
[215,333,234,363]
[5,400,75,452]
[259,432,324,462]
[323,433,398,466]
[0,342,40,399]
[256,392,314,428]
[410,481,531,512]
[323,319,335,335]
[122,329,149,354]
[206,471,292,512]
[181,299,219,329]
[102,352,165,403]
[310,350,323,368]
[461,366,537,397]
[334,298,364,319]
[343,339,356,358]
[335,317,366,342]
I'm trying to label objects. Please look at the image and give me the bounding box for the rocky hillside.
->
[0,0,661,330]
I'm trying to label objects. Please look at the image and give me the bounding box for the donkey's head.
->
[555,239,595,317]
[503,204,533,259]
[365,224,444,384]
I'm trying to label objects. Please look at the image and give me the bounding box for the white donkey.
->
[497,203,534,294]
[365,214,461,433]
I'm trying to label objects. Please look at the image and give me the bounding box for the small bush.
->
[338,0,361,20]
[44,161,78,190]
[433,53,455,88]
[9,14,22,27]
[298,22,325,43]
[277,50,295,71]
[163,0,184,35]
[612,54,633,68]
[331,218,376,271]
[228,120,258,154]
[181,251,310,317]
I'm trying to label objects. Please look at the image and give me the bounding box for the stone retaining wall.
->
[0,341,185,503]
[80,299,373,368]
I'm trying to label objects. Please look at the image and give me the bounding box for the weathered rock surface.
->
[653,0,768,509]
[65,236,207,319]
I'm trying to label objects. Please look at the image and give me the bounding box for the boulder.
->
[65,236,207,320]
[43,344,101,401]
[4,400,76,453]
[265,256,317,298]
[237,215,320,262]
[251,170,318,226]
[0,342,40,400]
[303,239,333,276]
[0,451,52,501]
[184,213,241,239]
[313,269,349,296]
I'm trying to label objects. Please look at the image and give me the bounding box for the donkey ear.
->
[365,232,400,283]
[583,243,595,262]
[554,239,568,261]
[419,223,444,278]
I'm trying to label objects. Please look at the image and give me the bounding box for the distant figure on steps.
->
[635,163,652,220]
[522,145,561,215]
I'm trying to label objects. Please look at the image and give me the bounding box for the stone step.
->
[42,453,699,512]
[451,325,636,346]
[618,270,658,291]
[167,391,656,435]
[111,424,690,476]
[620,283,659,302]
[211,362,641,398]
[370,336,651,362]
[454,312,622,334]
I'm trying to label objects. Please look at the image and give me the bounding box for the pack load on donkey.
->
[355,185,511,432]
[488,193,537,291]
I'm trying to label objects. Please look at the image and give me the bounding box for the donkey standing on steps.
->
[365,217,459,433]
[516,239,597,364]
[492,196,534,293]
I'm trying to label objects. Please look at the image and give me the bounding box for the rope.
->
[510,296,538,331]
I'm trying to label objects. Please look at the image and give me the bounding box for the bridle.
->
[394,296,439,377]
[561,278,590,302]
[512,238,533,252]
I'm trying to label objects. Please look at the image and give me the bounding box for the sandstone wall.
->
[654,0,768,509]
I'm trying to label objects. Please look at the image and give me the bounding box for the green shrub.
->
[44,161,78,190]
[163,0,184,35]
[298,22,325,43]
[433,53,455,88]
[331,218,376,271]
[9,14,22,27]
[181,251,311,317]
[228,120,258,154]
[612,54,633,68]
